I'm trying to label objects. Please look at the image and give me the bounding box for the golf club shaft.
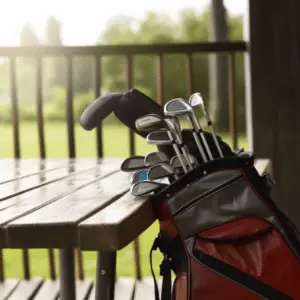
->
[181,145,194,170]
[167,131,189,173]
[209,126,224,157]
[190,114,214,160]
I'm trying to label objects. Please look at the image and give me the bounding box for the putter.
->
[130,169,149,184]
[147,163,179,180]
[130,180,168,196]
[164,98,214,161]
[189,93,223,158]
[144,151,169,167]
[121,155,146,172]
[136,114,189,173]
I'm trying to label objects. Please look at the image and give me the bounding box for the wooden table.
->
[0,158,156,300]
[0,158,271,300]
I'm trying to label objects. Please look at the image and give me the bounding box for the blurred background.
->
[0,0,247,280]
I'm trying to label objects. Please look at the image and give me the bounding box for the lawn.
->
[0,121,247,280]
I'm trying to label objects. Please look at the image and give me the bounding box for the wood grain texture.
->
[0,160,122,247]
[6,171,130,248]
[249,0,300,228]
[79,192,156,251]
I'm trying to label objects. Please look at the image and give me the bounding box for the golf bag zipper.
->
[173,174,243,217]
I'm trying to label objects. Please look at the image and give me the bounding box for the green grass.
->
[0,121,248,279]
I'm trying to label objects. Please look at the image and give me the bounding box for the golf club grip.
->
[80,92,123,130]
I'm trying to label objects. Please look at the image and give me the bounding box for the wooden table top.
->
[0,158,270,251]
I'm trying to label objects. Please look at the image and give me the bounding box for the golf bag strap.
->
[150,235,175,300]
[195,250,292,300]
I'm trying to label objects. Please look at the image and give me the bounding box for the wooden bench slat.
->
[134,277,162,300]
[6,171,130,248]
[0,279,19,300]
[31,280,59,300]
[7,277,43,300]
[0,162,121,248]
[79,192,155,251]
[88,278,135,300]
[74,279,93,300]
[0,162,102,201]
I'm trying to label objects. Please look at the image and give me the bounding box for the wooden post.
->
[248,0,300,228]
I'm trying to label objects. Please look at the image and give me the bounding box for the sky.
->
[0,0,247,46]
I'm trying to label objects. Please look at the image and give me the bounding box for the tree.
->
[44,17,65,90]
[20,23,40,46]
[208,0,229,131]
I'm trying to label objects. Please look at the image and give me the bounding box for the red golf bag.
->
[149,153,300,300]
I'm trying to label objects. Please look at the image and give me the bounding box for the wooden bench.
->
[0,158,271,300]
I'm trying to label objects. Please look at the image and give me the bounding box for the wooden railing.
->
[0,41,247,283]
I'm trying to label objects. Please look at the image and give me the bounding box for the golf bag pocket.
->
[150,158,300,300]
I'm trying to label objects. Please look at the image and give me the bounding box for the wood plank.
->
[0,160,107,201]
[6,171,130,248]
[32,280,59,300]
[88,278,135,300]
[134,277,162,300]
[0,279,19,300]
[0,161,121,248]
[7,277,43,300]
[75,279,93,300]
[79,191,156,251]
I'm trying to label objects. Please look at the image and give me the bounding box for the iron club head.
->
[144,151,169,166]
[147,163,176,180]
[130,169,149,184]
[146,130,172,146]
[120,155,146,172]
[130,180,167,196]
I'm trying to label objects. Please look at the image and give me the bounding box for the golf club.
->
[189,93,223,158]
[170,154,198,169]
[164,117,194,171]
[136,114,189,173]
[121,155,146,172]
[147,163,179,180]
[146,130,172,146]
[164,98,213,161]
[130,180,168,196]
[144,151,169,166]
[130,169,149,184]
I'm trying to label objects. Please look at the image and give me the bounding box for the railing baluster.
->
[185,53,194,97]
[36,57,46,158]
[94,56,103,158]
[228,52,238,150]
[23,249,30,280]
[126,55,135,156]
[0,249,4,282]
[156,54,164,105]
[48,249,56,280]
[66,56,76,158]
[10,57,20,159]
[126,54,142,280]
[76,248,84,280]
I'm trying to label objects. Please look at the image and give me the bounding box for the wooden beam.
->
[248,0,300,228]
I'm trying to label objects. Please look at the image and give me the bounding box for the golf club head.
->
[146,130,172,146]
[130,180,167,196]
[147,163,175,180]
[171,154,198,169]
[164,98,193,117]
[164,118,183,143]
[130,169,149,184]
[144,151,169,166]
[189,92,211,120]
[135,114,165,132]
[120,155,146,172]
[79,92,123,130]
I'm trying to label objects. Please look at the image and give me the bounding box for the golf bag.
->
[149,153,300,300]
